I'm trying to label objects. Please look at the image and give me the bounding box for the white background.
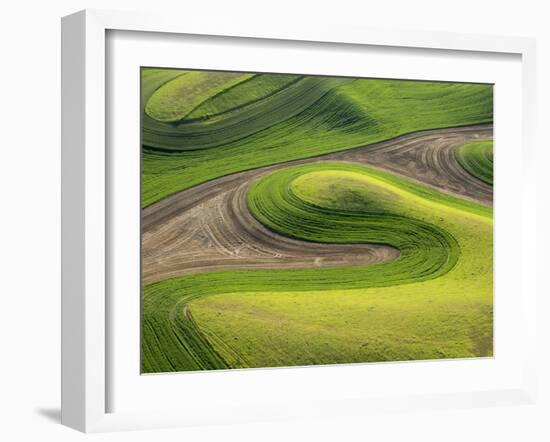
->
[0,0,548,441]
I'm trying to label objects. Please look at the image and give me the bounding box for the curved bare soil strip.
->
[328,124,493,205]
[142,125,492,284]
[142,179,399,284]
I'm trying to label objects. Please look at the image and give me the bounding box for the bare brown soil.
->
[142,125,492,284]
[328,124,493,205]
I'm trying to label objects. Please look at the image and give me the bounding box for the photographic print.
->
[141,68,493,373]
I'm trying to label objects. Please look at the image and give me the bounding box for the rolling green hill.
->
[141,69,493,206]
[140,69,494,373]
[145,71,254,122]
[141,164,493,373]
[456,139,494,185]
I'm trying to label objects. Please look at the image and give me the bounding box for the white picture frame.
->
[61,9,538,433]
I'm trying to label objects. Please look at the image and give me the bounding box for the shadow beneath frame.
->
[34,407,61,423]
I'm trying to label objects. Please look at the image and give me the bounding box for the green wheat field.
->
[141,68,494,373]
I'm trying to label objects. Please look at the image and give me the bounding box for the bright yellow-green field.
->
[145,71,253,122]
[140,68,494,373]
[187,168,493,368]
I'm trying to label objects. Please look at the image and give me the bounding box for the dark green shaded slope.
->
[456,140,494,185]
[141,70,493,206]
